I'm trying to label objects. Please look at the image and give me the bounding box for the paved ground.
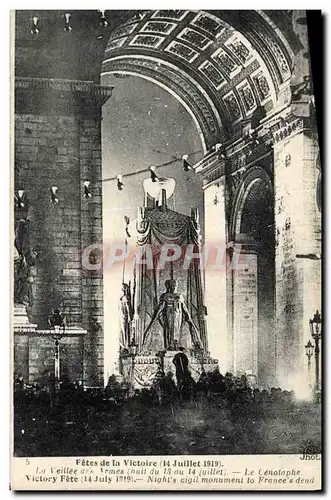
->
[14,397,321,456]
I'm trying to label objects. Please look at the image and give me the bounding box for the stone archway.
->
[230,167,273,241]
[98,9,321,388]
[230,166,275,386]
[98,9,298,382]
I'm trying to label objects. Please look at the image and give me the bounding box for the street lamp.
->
[309,310,322,392]
[48,309,66,384]
[305,339,314,387]
[51,329,64,381]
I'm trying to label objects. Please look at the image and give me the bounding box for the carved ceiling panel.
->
[103,10,290,130]
[151,10,189,21]
[236,80,257,114]
[191,12,225,37]
[165,41,199,63]
[222,91,242,122]
[198,60,226,90]
[177,28,213,51]
[251,70,271,103]
[141,21,177,35]
[130,35,164,48]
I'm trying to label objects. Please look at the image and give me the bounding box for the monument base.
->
[120,349,219,389]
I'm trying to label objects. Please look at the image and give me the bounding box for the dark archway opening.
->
[101,74,205,379]
[233,172,275,387]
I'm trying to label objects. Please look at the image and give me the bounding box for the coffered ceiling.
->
[103,10,279,124]
[15,10,302,144]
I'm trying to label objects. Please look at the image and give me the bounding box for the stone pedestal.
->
[120,350,218,389]
[13,306,38,382]
[14,305,38,332]
[162,350,218,384]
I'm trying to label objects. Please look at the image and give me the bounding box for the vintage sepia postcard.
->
[11,9,322,491]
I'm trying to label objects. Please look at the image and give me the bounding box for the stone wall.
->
[274,121,321,390]
[15,114,82,326]
[257,245,276,387]
[13,334,29,381]
[203,180,228,373]
[13,79,111,385]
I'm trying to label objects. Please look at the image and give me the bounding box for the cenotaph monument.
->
[119,177,218,387]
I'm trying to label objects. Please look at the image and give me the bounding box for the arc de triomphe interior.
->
[13,10,321,391]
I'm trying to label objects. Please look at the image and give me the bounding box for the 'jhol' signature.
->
[300,445,321,460]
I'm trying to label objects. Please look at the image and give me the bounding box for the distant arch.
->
[230,166,273,242]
